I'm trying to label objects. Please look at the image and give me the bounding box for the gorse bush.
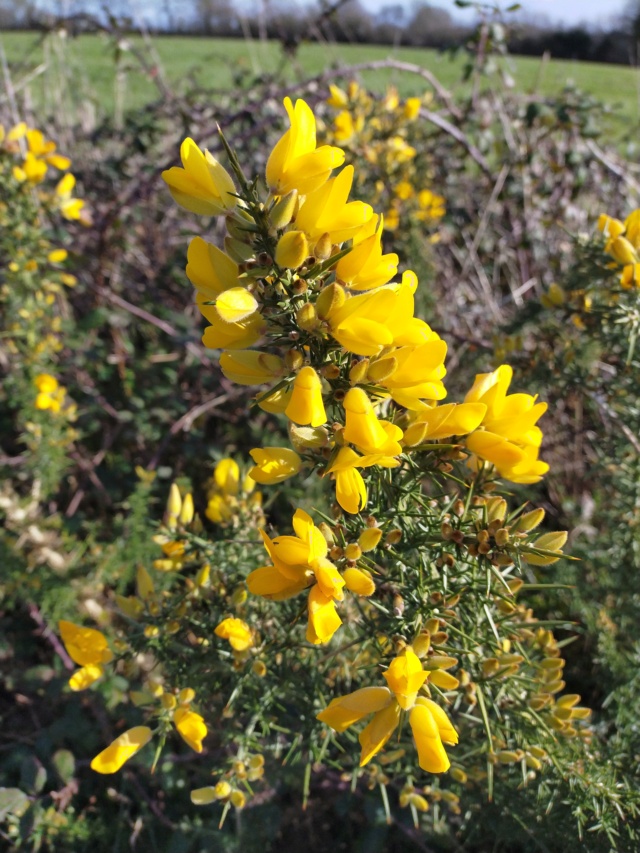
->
[2,22,640,851]
[12,95,631,850]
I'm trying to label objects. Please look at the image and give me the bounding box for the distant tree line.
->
[2,0,638,66]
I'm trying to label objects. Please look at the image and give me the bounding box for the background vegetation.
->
[1,5,640,852]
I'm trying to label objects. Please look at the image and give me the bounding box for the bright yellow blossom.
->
[91,726,153,774]
[464,365,548,483]
[215,617,253,651]
[317,647,457,771]
[247,508,373,644]
[173,706,208,753]
[220,351,286,386]
[59,620,113,691]
[335,215,398,291]
[284,366,326,427]
[186,237,239,298]
[248,447,302,484]
[266,97,344,196]
[294,166,373,245]
[342,388,403,456]
[162,137,237,216]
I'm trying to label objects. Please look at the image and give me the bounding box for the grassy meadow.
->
[2,30,639,137]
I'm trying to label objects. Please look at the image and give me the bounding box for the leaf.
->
[20,757,47,794]
[0,789,29,822]
[52,750,75,785]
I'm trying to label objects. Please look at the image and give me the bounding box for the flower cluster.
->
[153,94,570,780]
[598,209,640,288]
[47,92,590,830]
[324,82,445,234]
[2,121,85,220]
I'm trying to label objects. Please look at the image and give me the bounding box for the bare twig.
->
[28,603,74,670]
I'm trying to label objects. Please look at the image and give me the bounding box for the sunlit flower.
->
[317,647,458,771]
[162,137,237,216]
[91,726,153,774]
[59,620,113,691]
[266,97,344,196]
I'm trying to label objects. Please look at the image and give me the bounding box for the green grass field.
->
[2,30,638,137]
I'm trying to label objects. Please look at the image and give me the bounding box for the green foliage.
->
[2,16,640,853]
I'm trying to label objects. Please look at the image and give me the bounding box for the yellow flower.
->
[35,373,58,394]
[215,458,240,495]
[335,215,398,291]
[91,726,153,774]
[403,402,487,446]
[247,509,347,643]
[162,137,237,216]
[220,350,286,386]
[284,366,326,427]
[214,288,259,323]
[215,617,253,651]
[54,172,85,220]
[333,110,356,142]
[173,706,207,752]
[248,447,302,484]
[383,647,428,710]
[342,388,403,456]
[326,447,369,514]
[186,237,239,298]
[409,698,458,773]
[306,584,342,644]
[371,338,448,410]
[416,189,445,220]
[404,97,421,120]
[266,97,344,195]
[59,620,113,691]
[327,84,349,108]
[198,293,265,350]
[294,166,373,245]
[275,230,309,269]
[317,648,457,770]
[324,279,430,357]
[464,365,549,483]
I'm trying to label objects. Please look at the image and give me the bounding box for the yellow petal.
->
[91,726,153,774]
[69,664,104,691]
[173,707,207,753]
[358,702,401,766]
[59,620,110,667]
[317,686,393,732]
[409,705,450,773]
[215,288,258,323]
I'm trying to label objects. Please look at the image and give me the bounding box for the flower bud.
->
[275,230,309,269]
[296,302,319,331]
[269,190,298,230]
[314,232,332,260]
[358,527,382,551]
[344,543,362,561]
[367,356,397,383]
[385,528,402,545]
[343,567,375,596]
[316,282,346,320]
[166,483,182,520]
[285,349,304,371]
[284,367,327,426]
[349,359,370,385]
[179,493,194,525]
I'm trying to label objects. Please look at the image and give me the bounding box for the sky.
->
[444,0,628,27]
[34,0,631,29]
